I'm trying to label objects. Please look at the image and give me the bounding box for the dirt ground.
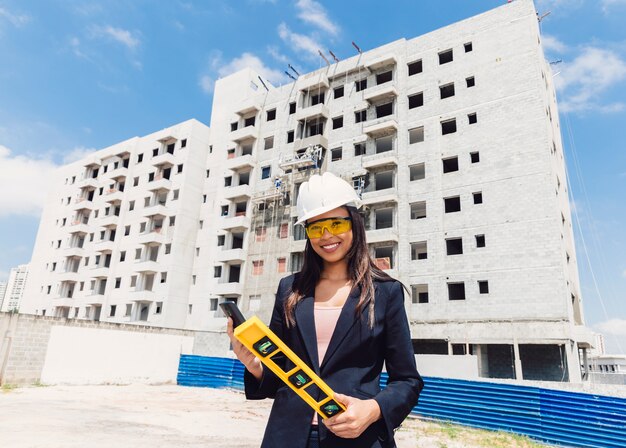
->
[0,384,543,448]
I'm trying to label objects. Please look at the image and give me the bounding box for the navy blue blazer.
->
[244,273,424,447]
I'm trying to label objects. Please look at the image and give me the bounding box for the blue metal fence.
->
[177,355,626,447]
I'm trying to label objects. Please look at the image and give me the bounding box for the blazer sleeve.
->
[373,281,424,442]
[243,275,290,400]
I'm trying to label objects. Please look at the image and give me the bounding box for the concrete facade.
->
[21,0,593,382]
[0,281,6,310]
[0,264,29,312]
[21,120,211,327]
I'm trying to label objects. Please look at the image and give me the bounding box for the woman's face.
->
[306,206,353,265]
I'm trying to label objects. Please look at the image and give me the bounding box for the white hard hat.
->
[295,172,362,225]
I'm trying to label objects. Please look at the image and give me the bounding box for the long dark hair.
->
[284,205,397,329]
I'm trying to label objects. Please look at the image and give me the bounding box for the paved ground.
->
[0,384,542,447]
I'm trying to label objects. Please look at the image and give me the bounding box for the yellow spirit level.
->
[234,315,346,419]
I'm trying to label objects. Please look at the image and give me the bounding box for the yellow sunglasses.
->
[305,217,352,239]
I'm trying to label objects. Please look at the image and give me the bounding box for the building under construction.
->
[21,0,595,382]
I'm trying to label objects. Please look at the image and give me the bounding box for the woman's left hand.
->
[322,393,382,439]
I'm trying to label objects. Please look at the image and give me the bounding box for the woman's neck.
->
[321,259,349,281]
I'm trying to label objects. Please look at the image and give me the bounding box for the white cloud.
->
[199,75,214,94]
[0,6,30,27]
[0,145,58,218]
[62,146,97,164]
[0,145,99,218]
[555,46,626,113]
[595,318,626,337]
[542,34,568,54]
[199,51,287,94]
[295,0,339,36]
[278,22,322,59]
[267,45,289,64]
[90,25,140,50]
[602,0,626,12]
[536,0,584,10]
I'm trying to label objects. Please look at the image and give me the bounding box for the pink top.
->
[312,304,343,424]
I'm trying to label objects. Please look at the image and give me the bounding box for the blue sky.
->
[0,0,625,353]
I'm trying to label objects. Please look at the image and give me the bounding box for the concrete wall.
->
[41,326,193,384]
[0,312,199,385]
[415,354,479,379]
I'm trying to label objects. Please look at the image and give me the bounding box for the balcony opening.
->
[228,264,241,283]
[166,143,175,154]
[439,83,455,99]
[411,284,429,304]
[446,238,463,255]
[306,119,324,137]
[375,135,393,154]
[241,143,253,156]
[410,241,427,260]
[139,303,150,321]
[376,102,393,118]
[410,201,426,219]
[409,126,424,144]
[444,196,461,213]
[235,201,247,216]
[439,49,453,65]
[374,170,394,191]
[239,171,250,185]
[244,116,256,127]
[375,208,393,229]
[443,156,459,173]
[374,246,393,269]
[409,163,425,181]
[376,70,392,85]
[310,91,325,106]
[447,282,465,300]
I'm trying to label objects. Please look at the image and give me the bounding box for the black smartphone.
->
[219,301,246,328]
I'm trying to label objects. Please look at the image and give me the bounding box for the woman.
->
[227,172,423,447]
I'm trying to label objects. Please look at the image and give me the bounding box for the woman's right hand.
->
[226,317,263,380]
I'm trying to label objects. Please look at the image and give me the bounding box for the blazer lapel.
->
[319,285,365,372]
[294,295,320,373]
